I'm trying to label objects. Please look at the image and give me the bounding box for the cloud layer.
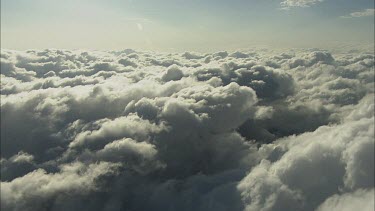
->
[1,47,374,211]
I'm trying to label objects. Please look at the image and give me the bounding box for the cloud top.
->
[1,47,374,211]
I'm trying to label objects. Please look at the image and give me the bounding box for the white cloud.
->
[316,189,374,211]
[341,9,375,18]
[280,0,324,9]
[239,95,374,210]
[1,47,374,211]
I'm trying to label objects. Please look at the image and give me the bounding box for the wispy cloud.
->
[341,9,375,18]
[280,0,324,9]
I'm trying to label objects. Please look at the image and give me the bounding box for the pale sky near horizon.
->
[1,0,374,51]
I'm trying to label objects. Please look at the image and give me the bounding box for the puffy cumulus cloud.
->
[193,62,295,101]
[287,51,334,68]
[68,114,166,150]
[123,82,259,177]
[1,151,37,181]
[238,95,374,211]
[237,160,305,211]
[316,189,374,211]
[161,64,184,81]
[96,138,157,165]
[1,48,374,211]
[1,161,120,211]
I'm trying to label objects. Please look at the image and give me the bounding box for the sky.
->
[1,0,374,51]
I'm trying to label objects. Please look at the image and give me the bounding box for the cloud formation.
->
[280,0,324,9]
[341,9,375,18]
[1,47,374,211]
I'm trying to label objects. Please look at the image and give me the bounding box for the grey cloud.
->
[1,162,120,211]
[118,58,138,68]
[68,114,166,150]
[229,52,250,59]
[1,152,37,181]
[1,58,36,81]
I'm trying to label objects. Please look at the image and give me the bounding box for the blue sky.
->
[1,0,374,51]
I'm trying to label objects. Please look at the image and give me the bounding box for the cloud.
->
[182,52,205,60]
[1,162,120,211]
[1,151,37,181]
[316,189,374,211]
[1,48,374,211]
[161,64,184,81]
[280,0,324,9]
[341,9,375,18]
[239,95,374,210]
